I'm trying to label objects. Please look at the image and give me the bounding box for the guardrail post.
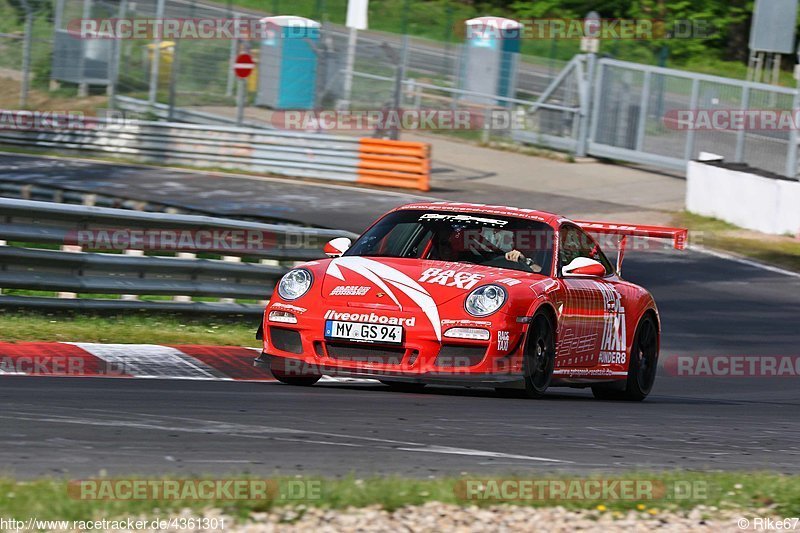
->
[173,252,196,303]
[121,250,144,300]
[220,256,242,304]
[58,245,82,299]
[0,240,5,295]
[258,258,277,306]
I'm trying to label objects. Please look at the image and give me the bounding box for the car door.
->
[555,224,616,370]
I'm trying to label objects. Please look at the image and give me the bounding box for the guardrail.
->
[115,96,263,127]
[0,118,432,192]
[0,198,358,314]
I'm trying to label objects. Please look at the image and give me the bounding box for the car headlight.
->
[277,269,313,300]
[465,285,507,317]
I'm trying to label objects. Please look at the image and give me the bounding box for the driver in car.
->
[476,228,544,273]
[431,226,543,273]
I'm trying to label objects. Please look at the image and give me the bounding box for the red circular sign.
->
[234,53,255,78]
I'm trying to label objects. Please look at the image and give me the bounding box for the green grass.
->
[0,472,798,521]
[0,309,260,346]
[674,211,800,272]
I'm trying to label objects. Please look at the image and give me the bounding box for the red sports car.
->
[255,202,687,400]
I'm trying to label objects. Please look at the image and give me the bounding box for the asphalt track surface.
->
[1,155,799,478]
[0,153,638,232]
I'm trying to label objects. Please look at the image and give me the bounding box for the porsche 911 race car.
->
[255,202,687,400]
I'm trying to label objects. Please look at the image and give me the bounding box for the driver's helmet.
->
[479,227,515,253]
[431,226,464,261]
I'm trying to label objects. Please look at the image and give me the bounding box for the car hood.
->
[319,256,546,309]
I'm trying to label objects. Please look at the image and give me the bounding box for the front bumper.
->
[260,296,532,388]
[254,351,525,388]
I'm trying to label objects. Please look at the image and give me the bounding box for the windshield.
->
[345,210,554,275]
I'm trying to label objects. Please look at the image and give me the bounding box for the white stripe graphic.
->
[552,370,628,376]
[67,343,227,380]
[327,257,442,340]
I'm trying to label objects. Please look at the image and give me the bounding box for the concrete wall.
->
[686,160,800,236]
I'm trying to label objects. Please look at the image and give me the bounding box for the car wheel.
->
[269,359,321,386]
[592,315,659,401]
[521,313,556,398]
[380,380,426,392]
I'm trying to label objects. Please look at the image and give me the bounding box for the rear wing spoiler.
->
[574,221,688,250]
[573,221,689,275]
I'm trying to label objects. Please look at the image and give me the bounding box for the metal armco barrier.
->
[0,198,358,314]
[0,119,432,191]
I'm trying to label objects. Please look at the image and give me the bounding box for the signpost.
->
[340,0,369,110]
[234,53,254,125]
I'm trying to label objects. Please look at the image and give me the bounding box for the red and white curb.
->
[0,342,374,383]
[0,342,269,381]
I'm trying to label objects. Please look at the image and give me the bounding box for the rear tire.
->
[521,313,556,399]
[592,315,659,401]
[270,359,321,386]
[380,380,426,392]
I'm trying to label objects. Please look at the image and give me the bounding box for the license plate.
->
[325,320,403,345]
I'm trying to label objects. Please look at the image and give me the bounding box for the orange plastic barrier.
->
[357,138,431,191]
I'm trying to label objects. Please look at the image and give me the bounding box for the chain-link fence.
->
[45,0,577,133]
[2,0,800,179]
[589,58,799,177]
[0,0,54,107]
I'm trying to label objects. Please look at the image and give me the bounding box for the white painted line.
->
[689,245,800,280]
[2,409,571,464]
[319,376,379,384]
[396,445,569,463]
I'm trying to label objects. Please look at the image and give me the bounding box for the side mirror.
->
[324,237,352,258]
[562,257,606,277]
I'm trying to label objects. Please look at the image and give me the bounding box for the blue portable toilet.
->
[255,16,320,110]
[461,17,521,105]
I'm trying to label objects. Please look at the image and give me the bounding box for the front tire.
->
[592,314,659,401]
[521,313,556,398]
